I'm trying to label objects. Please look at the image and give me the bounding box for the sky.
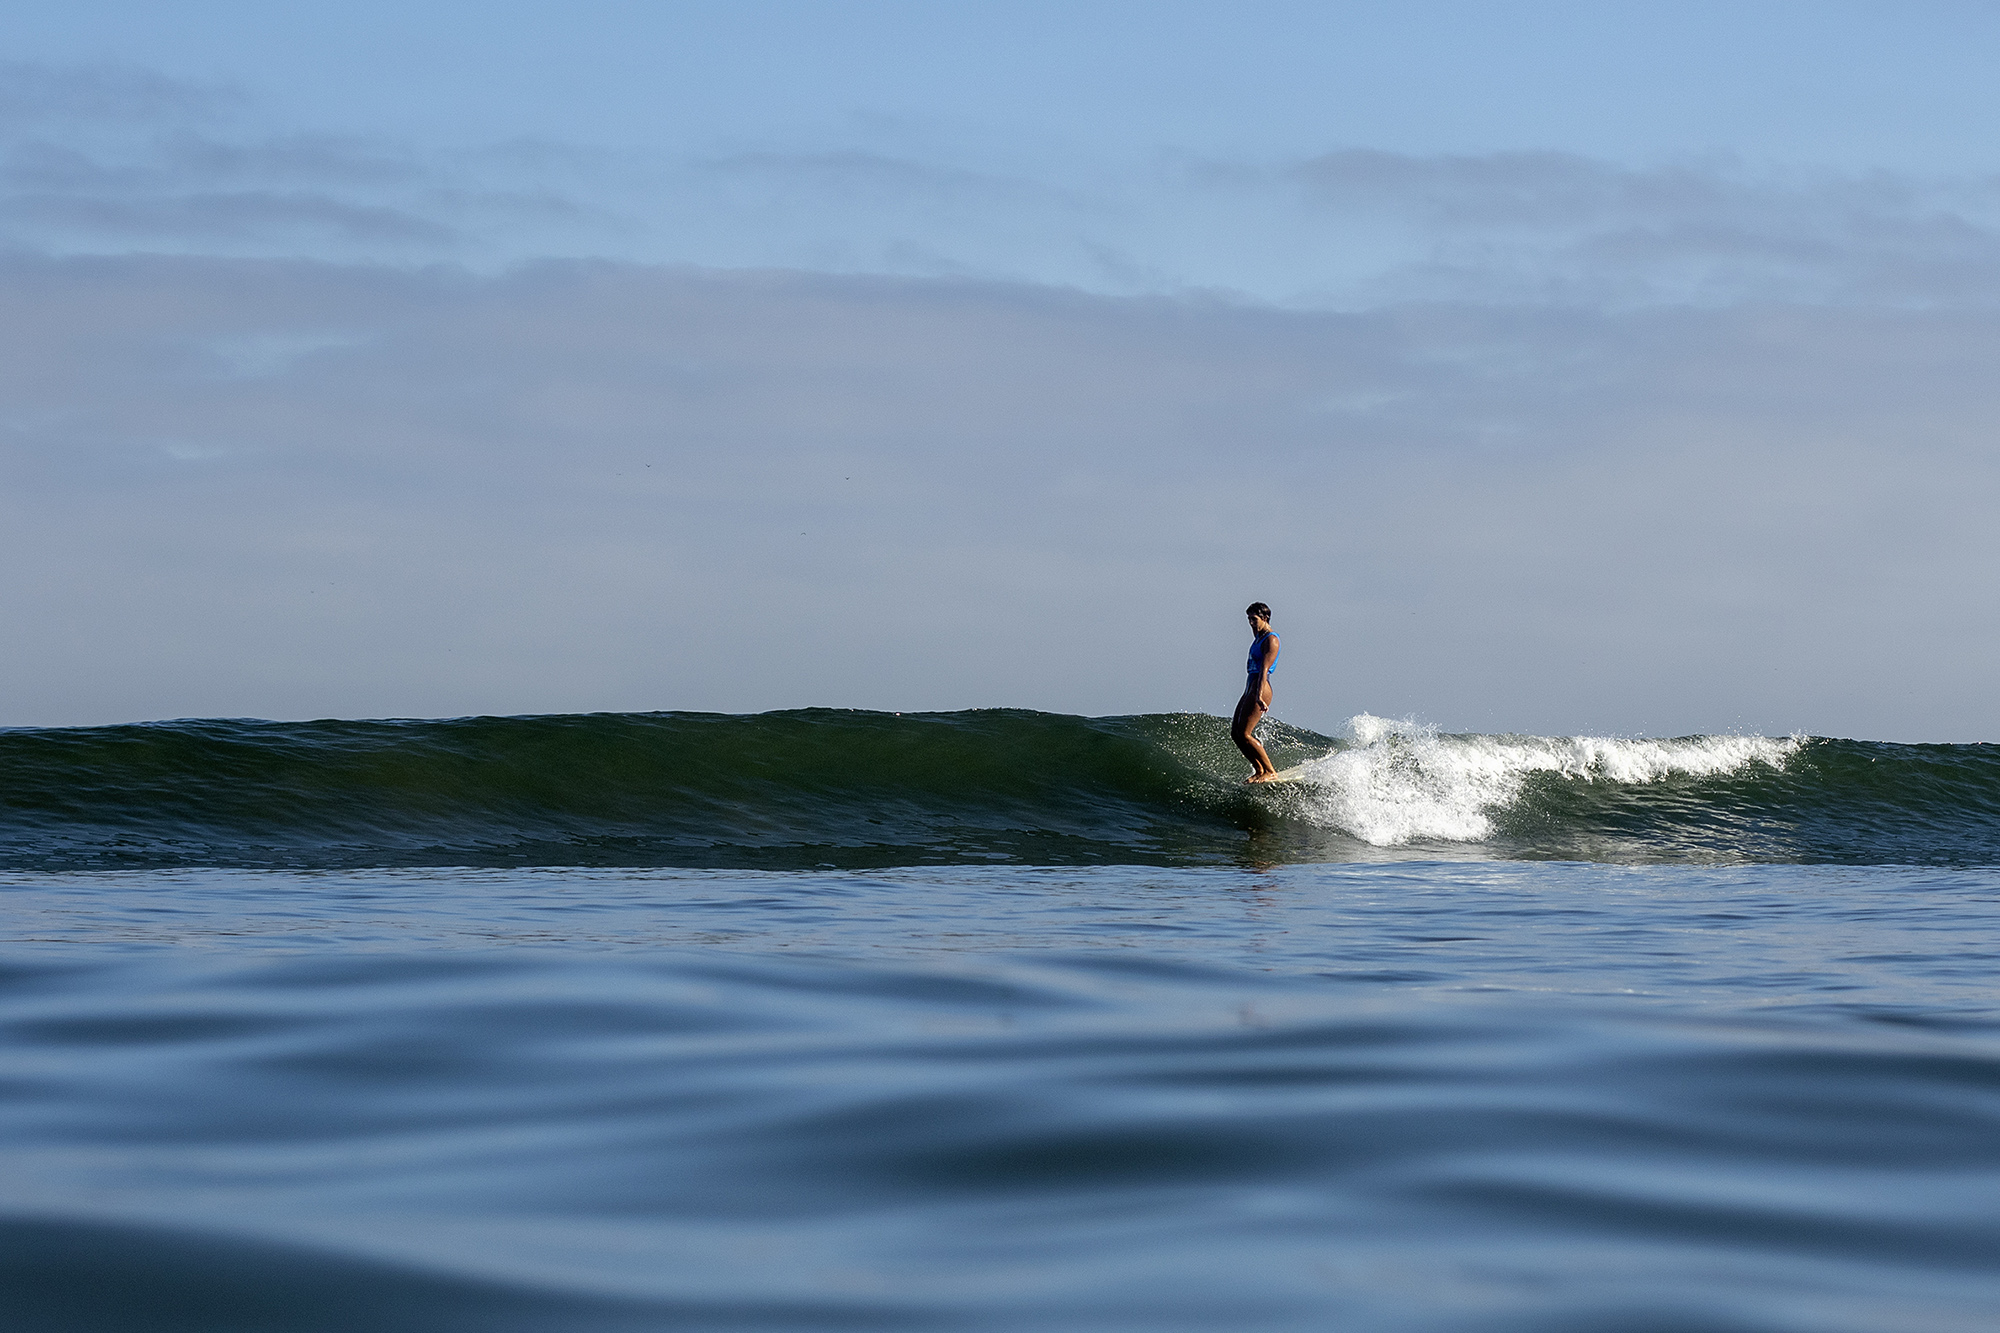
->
[3,2,1999,739]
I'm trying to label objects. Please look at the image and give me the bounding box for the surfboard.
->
[1254,767,1315,785]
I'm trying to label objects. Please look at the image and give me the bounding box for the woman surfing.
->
[1233,602,1280,782]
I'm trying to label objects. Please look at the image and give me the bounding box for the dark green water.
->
[3,709,1996,869]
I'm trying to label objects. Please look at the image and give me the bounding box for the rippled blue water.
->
[7,862,2000,1331]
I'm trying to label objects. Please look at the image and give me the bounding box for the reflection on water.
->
[5,863,2000,1330]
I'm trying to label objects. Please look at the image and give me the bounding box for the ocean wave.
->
[0,709,1994,869]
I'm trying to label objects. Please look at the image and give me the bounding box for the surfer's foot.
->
[1246,770,1276,784]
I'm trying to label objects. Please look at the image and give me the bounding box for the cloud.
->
[0,64,596,261]
[695,150,1071,207]
[3,190,456,245]
[1275,149,2000,305]
[1290,149,1753,228]
[0,61,237,130]
[2,254,1997,740]
[601,146,2000,306]
[152,131,432,187]
[9,58,2000,311]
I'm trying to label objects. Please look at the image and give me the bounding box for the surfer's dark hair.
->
[1246,602,1271,621]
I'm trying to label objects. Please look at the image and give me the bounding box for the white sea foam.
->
[1278,714,1799,847]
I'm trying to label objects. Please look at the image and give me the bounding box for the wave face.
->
[2,709,1997,870]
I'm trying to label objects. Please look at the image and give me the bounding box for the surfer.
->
[1233,602,1280,782]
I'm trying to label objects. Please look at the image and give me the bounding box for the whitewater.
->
[5,708,2000,1332]
[1271,713,1800,846]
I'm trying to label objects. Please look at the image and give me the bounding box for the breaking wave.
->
[1282,714,1801,846]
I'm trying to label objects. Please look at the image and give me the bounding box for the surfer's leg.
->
[1231,695,1277,779]
[1243,727,1276,779]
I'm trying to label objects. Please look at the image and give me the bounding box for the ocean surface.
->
[5,709,2000,1331]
